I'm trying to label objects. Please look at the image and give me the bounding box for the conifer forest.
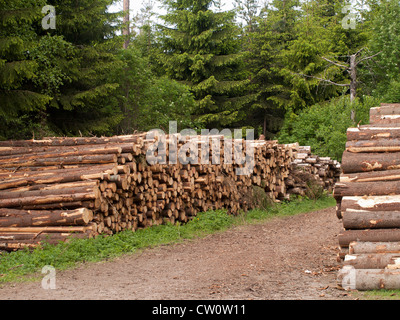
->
[1,0,398,160]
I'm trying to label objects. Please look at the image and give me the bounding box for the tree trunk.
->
[0,154,118,169]
[0,181,99,200]
[263,114,267,138]
[347,126,400,141]
[349,54,357,103]
[349,53,357,121]
[0,208,93,227]
[349,241,400,254]
[334,180,400,197]
[343,253,400,269]
[339,229,400,248]
[370,104,400,124]
[0,191,100,208]
[342,210,400,229]
[340,195,400,213]
[337,268,400,290]
[339,169,400,183]
[346,138,400,152]
[0,225,95,233]
[341,151,400,173]
[0,134,146,148]
[123,0,130,49]
[0,165,119,190]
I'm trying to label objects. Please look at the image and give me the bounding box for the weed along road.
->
[0,206,353,300]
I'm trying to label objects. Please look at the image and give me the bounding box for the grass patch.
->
[356,290,400,300]
[0,195,335,283]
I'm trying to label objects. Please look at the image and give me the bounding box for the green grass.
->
[0,195,336,284]
[357,290,400,300]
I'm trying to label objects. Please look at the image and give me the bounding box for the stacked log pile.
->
[0,131,342,251]
[0,134,147,250]
[0,133,304,251]
[334,103,400,290]
[285,145,341,198]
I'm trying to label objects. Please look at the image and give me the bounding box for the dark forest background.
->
[1,0,399,160]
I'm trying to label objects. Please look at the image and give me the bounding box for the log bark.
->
[341,151,400,173]
[0,143,137,157]
[0,146,122,161]
[337,267,400,290]
[343,253,400,269]
[371,103,400,115]
[20,200,96,211]
[0,170,109,190]
[0,208,93,227]
[0,180,99,194]
[0,190,100,208]
[0,225,95,233]
[342,210,400,229]
[0,182,99,200]
[334,180,400,197]
[347,126,400,141]
[346,138,400,153]
[370,115,400,125]
[0,163,118,177]
[0,154,118,169]
[349,241,400,254]
[338,229,400,247]
[370,104,400,125]
[339,169,400,183]
[340,195,400,213]
[0,134,146,148]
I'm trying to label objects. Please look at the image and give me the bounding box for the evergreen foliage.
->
[0,0,51,139]
[367,0,400,102]
[1,0,399,146]
[158,0,253,129]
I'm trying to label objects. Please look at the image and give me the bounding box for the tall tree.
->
[123,0,130,49]
[244,0,300,137]
[0,0,51,139]
[38,0,126,136]
[367,0,400,101]
[279,0,346,112]
[233,0,260,32]
[158,0,253,129]
[280,0,370,110]
[131,0,162,74]
[110,47,197,133]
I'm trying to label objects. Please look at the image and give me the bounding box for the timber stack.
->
[334,103,400,290]
[0,133,302,251]
[285,144,341,198]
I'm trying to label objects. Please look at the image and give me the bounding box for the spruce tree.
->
[244,0,300,137]
[368,0,400,100]
[38,0,125,136]
[158,0,253,129]
[0,0,51,139]
[269,0,368,112]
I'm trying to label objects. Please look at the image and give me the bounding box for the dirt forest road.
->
[0,207,354,300]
